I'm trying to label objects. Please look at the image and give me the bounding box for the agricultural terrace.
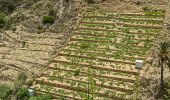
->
[31,8,165,99]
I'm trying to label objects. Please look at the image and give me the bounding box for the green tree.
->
[157,42,170,97]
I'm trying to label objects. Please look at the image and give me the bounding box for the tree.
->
[157,42,170,97]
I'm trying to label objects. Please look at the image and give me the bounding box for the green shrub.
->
[0,13,6,28]
[0,1,16,13]
[0,12,11,29]
[16,88,29,99]
[42,16,55,24]
[25,79,34,86]
[0,85,13,99]
[64,0,70,3]
[74,69,80,76]
[80,43,90,49]
[86,0,95,4]
[7,3,16,13]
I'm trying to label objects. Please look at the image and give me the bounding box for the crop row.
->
[82,17,163,25]
[85,9,165,18]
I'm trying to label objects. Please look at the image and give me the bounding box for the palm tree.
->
[157,42,170,96]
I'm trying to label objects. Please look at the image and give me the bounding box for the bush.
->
[0,13,11,29]
[0,1,16,13]
[25,79,34,86]
[86,0,95,4]
[7,3,16,13]
[0,85,13,99]
[16,88,29,99]
[0,13,6,28]
[42,16,55,24]
[74,69,80,76]
[64,0,70,3]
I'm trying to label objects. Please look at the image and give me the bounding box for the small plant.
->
[86,0,95,4]
[143,6,150,11]
[0,85,13,99]
[64,0,70,3]
[0,13,6,28]
[80,43,90,49]
[74,69,80,76]
[25,79,34,87]
[136,1,142,5]
[16,88,29,99]
[42,16,55,24]
[22,41,26,48]
[48,9,56,16]
[7,3,16,13]
[37,25,44,34]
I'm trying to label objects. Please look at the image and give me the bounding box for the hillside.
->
[0,0,84,84]
[0,0,170,100]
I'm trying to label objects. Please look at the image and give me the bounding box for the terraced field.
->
[31,8,165,99]
[0,28,65,84]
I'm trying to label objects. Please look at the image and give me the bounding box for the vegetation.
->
[64,0,70,3]
[16,88,29,100]
[0,1,16,13]
[0,72,51,100]
[42,16,56,24]
[156,42,170,98]
[29,94,52,100]
[0,85,13,99]
[25,80,34,87]
[163,81,170,99]
[0,13,6,28]
[0,72,29,100]
[0,1,168,100]
[30,8,166,99]
[86,0,95,4]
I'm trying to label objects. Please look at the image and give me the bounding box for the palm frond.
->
[165,55,170,70]
[160,42,169,55]
[161,42,170,49]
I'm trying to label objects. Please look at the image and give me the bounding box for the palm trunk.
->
[87,68,90,99]
[160,57,164,92]
[87,80,89,99]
